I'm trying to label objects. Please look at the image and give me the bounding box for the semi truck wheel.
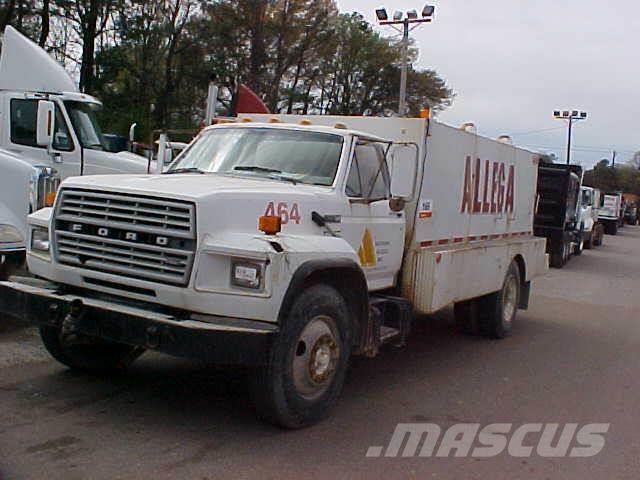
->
[249,284,352,429]
[478,261,520,339]
[583,232,593,250]
[610,223,618,235]
[40,325,144,373]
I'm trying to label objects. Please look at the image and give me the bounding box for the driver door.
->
[341,138,405,291]
[7,96,81,179]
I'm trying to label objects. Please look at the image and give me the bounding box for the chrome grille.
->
[53,189,196,286]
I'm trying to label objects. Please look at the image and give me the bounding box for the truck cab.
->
[578,186,604,248]
[0,26,149,178]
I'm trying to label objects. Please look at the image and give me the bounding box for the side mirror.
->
[36,100,56,148]
[389,142,419,201]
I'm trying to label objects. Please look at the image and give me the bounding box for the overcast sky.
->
[337,0,639,168]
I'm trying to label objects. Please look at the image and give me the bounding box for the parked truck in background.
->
[533,163,582,268]
[0,26,151,276]
[599,193,623,235]
[0,114,547,428]
[579,186,604,249]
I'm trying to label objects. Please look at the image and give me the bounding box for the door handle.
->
[50,152,63,163]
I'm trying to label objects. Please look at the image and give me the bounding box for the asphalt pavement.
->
[1,227,639,479]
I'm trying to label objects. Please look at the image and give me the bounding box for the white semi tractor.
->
[0,26,151,276]
[0,114,547,427]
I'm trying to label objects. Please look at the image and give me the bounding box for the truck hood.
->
[60,173,332,201]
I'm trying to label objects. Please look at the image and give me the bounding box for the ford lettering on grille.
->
[53,189,196,286]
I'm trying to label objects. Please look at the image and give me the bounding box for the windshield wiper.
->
[166,167,206,174]
[233,165,282,174]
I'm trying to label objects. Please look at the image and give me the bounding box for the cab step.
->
[358,295,413,357]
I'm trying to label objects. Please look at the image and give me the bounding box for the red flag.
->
[234,84,270,114]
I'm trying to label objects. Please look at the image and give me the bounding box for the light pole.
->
[376,5,435,117]
[553,109,587,165]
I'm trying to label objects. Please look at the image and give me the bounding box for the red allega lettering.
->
[491,162,499,213]
[482,160,490,213]
[472,158,482,213]
[497,163,506,213]
[505,165,515,213]
[460,156,473,213]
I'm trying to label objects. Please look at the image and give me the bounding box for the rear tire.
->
[249,284,352,429]
[40,325,144,373]
[583,232,593,250]
[478,261,520,339]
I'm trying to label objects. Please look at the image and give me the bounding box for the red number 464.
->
[264,202,301,224]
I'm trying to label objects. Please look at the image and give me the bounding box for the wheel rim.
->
[292,315,340,400]
[502,273,518,326]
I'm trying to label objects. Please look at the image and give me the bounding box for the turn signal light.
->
[44,191,56,207]
[258,215,281,235]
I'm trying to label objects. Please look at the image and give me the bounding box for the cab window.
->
[345,141,390,200]
[10,99,74,151]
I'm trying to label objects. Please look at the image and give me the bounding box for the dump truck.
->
[0,114,547,428]
[533,163,582,268]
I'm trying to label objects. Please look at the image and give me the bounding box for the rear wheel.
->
[478,261,520,339]
[40,325,144,373]
[249,284,352,429]
[574,236,584,255]
[583,231,593,250]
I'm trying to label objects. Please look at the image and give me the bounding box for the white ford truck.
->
[0,26,150,276]
[0,114,547,427]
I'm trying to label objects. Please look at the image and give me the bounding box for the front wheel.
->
[249,284,352,429]
[40,325,144,373]
[478,261,521,339]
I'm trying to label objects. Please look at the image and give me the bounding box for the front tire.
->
[40,325,144,373]
[249,284,352,429]
[478,261,521,339]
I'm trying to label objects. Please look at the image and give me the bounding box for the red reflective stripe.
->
[420,240,433,247]
[468,236,477,241]
[438,239,449,245]
[453,237,464,243]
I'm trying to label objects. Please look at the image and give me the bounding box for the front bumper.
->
[0,281,277,366]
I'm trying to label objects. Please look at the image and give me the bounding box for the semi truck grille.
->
[53,189,196,286]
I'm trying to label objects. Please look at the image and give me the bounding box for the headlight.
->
[30,166,60,211]
[0,224,24,244]
[31,227,50,252]
[230,260,264,289]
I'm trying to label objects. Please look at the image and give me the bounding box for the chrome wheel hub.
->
[502,274,518,326]
[292,316,340,400]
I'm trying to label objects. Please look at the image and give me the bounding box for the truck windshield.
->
[64,101,106,150]
[166,127,344,186]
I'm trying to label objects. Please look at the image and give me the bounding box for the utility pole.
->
[399,21,409,117]
[553,110,588,165]
[612,150,616,169]
[376,5,435,117]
